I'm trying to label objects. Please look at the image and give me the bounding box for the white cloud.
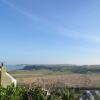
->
[57,26,100,44]
[2,0,100,44]
[2,0,42,21]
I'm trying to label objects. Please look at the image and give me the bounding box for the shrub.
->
[0,85,80,100]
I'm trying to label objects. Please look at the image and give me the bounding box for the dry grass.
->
[12,73,100,88]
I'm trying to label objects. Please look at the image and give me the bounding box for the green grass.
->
[10,69,73,76]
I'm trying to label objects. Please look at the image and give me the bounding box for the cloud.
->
[58,27,100,44]
[2,0,100,44]
[2,0,42,21]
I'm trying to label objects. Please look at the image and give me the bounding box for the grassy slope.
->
[10,69,73,77]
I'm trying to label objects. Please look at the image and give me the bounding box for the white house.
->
[0,64,17,87]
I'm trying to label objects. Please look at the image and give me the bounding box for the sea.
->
[6,65,24,71]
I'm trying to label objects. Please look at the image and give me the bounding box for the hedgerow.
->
[0,85,81,100]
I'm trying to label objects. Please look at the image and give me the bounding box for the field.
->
[10,69,100,88]
[5,65,100,100]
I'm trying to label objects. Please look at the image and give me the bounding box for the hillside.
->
[21,64,100,74]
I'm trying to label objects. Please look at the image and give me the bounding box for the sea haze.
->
[6,65,24,71]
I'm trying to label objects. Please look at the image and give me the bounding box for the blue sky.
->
[0,0,100,64]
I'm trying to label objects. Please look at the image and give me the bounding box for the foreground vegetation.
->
[0,85,81,100]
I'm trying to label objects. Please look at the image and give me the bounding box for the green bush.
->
[0,85,80,100]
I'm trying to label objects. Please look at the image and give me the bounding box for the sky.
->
[0,0,100,65]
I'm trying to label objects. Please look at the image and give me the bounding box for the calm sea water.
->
[6,65,24,71]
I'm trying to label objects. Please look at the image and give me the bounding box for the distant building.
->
[0,64,17,87]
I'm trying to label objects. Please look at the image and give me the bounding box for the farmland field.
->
[5,65,100,99]
[10,69,100,88]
